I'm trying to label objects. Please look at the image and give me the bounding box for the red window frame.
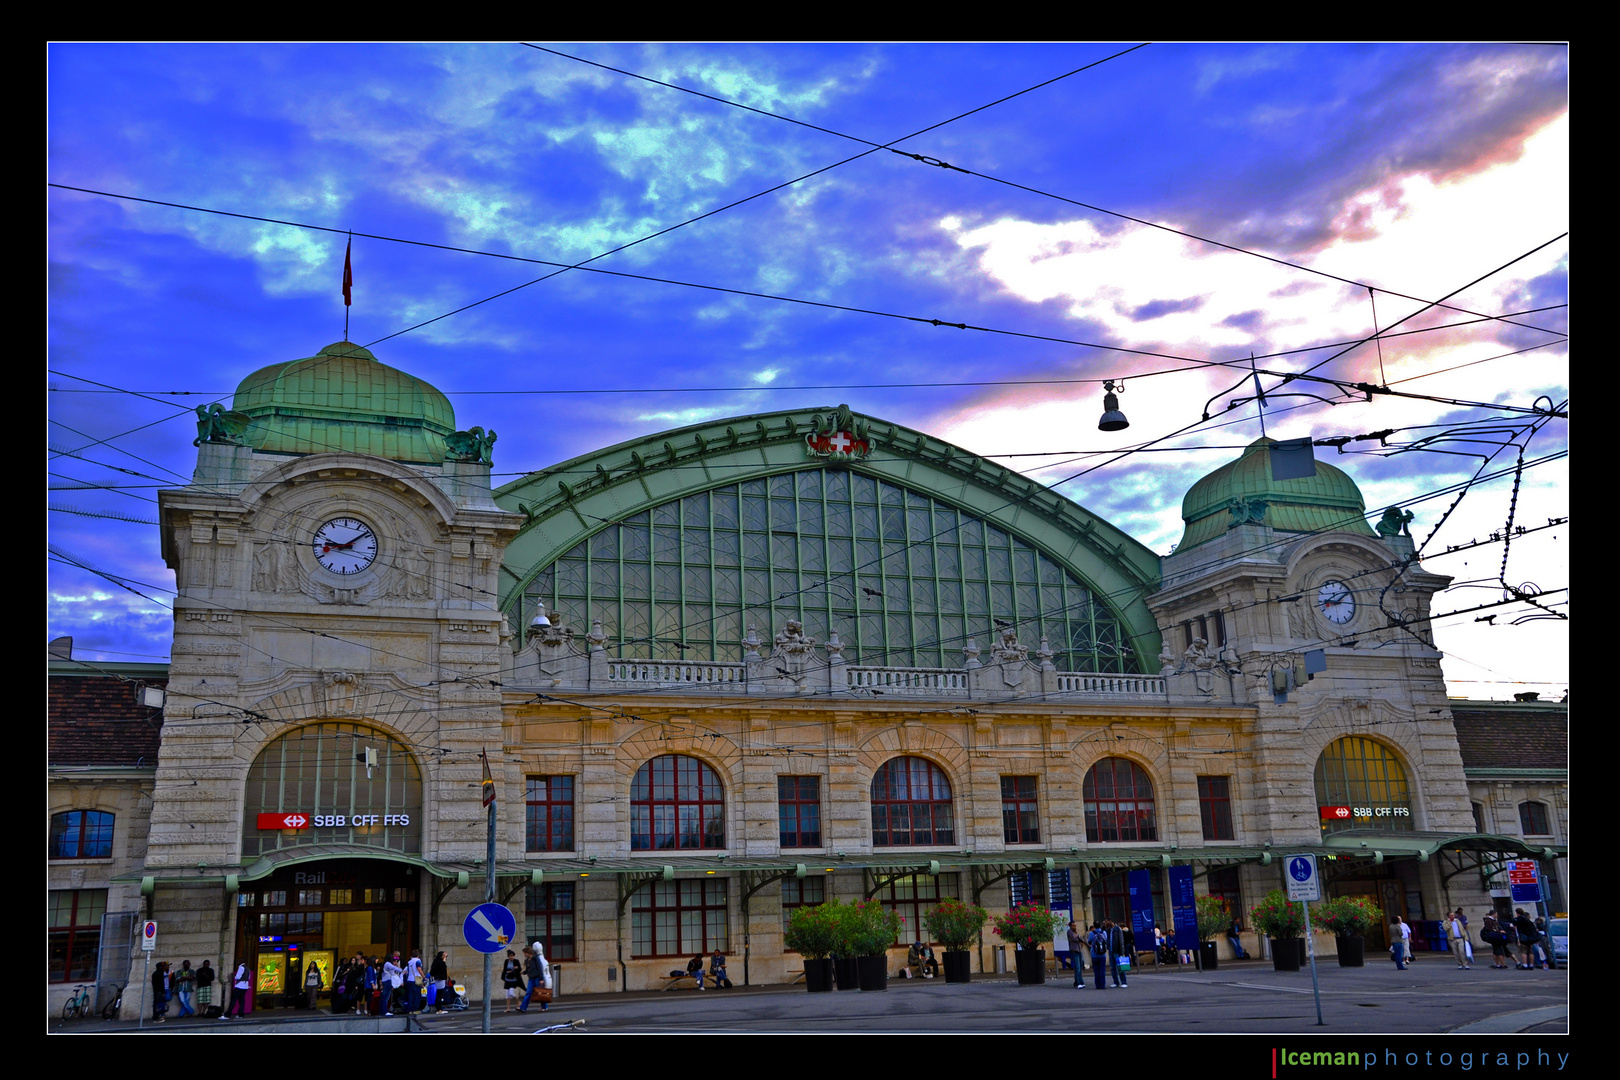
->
[1198,775,1235,840]
[877,874,960,945]
[1518,801,1551,836]
[632,755,725,851]
[780,875,826,945]
[1205,866,1242,923]
[48,889,106,983]
[1001,776,1040,844]
[525,882,576,960]
[872,757,955,847]
[49,810,114,859]
[1083,758,1157,843]
[778,776,822,848]
[526,775,576,852]
[631,879,728,958]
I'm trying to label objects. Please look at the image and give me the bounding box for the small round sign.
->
[462,903,519,954]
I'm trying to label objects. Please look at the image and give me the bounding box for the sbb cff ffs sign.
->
[256,812,412,830]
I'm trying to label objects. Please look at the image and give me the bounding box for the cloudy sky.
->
[48,43,1568,698]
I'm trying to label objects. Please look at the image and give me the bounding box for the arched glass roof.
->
[496,407,1163,674]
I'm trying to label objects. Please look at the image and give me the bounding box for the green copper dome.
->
[231,341,457,464]
[1178,438,1376,551]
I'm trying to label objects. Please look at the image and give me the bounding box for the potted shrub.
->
[993,902,1065,985]
[829,902,861,991]
[924,897,989,983]
[846,898,902,991]
[784,901,842,991]
[1314,896,1379,967]
[1250,890,1307,972]
[1195,894,1231,971]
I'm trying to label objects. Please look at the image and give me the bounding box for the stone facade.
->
[50,349,1567,1016]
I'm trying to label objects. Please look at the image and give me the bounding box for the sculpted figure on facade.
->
[773,618,817,680]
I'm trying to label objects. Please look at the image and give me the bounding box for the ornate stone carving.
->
[251,540,295,593]
[991,625,1029,686]
[445,426,497,465]
[1158,639,1178,675]
[1184,636,1216,693]
[962,636,981,669]
[1376,506,1415,537]
[773,618,817,679]
[322,670,361,715]
[1227,496,1268,527]
[193,402,251,446]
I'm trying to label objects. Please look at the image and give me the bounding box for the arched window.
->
[519,469,1142,673]
[1518,801,1551,836]
[1313,736,1413,835]
[49,811,114,859]
[241,722,422,858]
[631,755,725,850]
[871,757,954,846]
[1083,758,1157,843]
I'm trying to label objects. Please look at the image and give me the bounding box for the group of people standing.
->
[147,959,214,1022]
[1067,919,1134,990]
[1393,908,1557,972]
[500,942,555,1012]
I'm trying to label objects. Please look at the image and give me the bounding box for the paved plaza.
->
[56,958,1568,1035]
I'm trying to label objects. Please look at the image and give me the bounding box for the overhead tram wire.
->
[46,301,1568,403]
[531,43,1564,341]
[49,46,1152,388]
[47,185,1568,419]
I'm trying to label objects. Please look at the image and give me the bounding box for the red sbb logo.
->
[1320,806,1352,820]
[258,813,309,830]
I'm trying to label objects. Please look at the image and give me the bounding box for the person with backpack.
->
[1087,923,1109,989]
[1513,910,1542,970]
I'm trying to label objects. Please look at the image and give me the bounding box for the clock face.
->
[312,517,378,575]
[1316,580,1356,625]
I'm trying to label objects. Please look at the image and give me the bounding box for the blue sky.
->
[47,43,1568,698]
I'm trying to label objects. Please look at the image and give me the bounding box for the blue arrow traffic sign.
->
[463,902,519,954]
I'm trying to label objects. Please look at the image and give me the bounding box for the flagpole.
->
[343,232,353,340]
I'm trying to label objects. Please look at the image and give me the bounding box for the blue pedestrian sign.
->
[1286,854,1321,901]
[463,902,518,954]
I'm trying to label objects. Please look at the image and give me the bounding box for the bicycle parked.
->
[101,983,126,1021]
[61,984,94,1021]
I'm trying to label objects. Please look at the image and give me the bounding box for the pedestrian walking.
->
[1067,921,1085,988]
[501,949,523,1013]
[1447,910,1472,969]
[222,958,251,1019]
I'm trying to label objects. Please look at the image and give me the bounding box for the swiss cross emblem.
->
[805,428,868,458]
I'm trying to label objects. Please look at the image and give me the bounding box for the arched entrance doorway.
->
[238,722,424,1008]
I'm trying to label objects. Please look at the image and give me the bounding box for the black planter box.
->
[857,954,888,991]
[1199,941,1218,970]
[1272,938,1302,972]
[834,957,861,991]
[1335,936,1365,967]
[942,949,972,983]
[1014,947,1047,985]
[804,957,834,992]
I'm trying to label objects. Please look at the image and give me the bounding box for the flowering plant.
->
[1313,896,1380,938]
[843,898,904,957]
[1195,894,1232,942]
[923,898,990,950]
[1249,889,1307,938]
[784,901,844,959]
[992,902,1065,951]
